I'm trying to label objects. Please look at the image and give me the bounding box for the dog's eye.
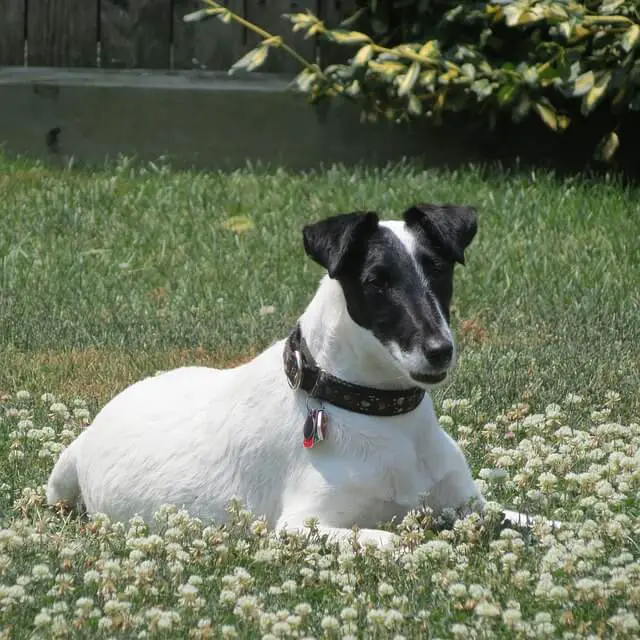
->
[368,269,392,290]
[421,255,442,275]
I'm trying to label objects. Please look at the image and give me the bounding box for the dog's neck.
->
[298,276,413,391]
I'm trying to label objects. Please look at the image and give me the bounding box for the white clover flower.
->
[320,615,340,631]
[157,611,180,631]
[73,407,91,421]
[280,579,297,595]
[83,569,100,585]
[447,583,467,598]
[450,623,470,638]
[538,472,558,492]
[502,607,522,629]
[221,624,238,639]
[604,390,621,404]
[340,607,358,621]
[219,589,236,606]
[16,390,31,401]
[367,609,387,627]
[234,595,260,621]
[474,601,501,617]
[34,610,52,627]
[419,539,452,562]
[31,564,52,581]
[385,609,404,628]
[609,610,639,633]
[17,419,34,432]
[549,585,569,601]
[468,584,489,600]
[98,616,114,630]
[271,621,291,637]
[294,603,312,617]
[378,581,395,597]
[49,402,69,415]
[439,415,454,428]
[101,558,121,578]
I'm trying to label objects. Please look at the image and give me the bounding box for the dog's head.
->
[302,204,477,388]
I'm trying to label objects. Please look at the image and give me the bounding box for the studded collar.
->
[283,325,425,417]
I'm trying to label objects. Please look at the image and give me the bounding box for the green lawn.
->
[0,155,638,638]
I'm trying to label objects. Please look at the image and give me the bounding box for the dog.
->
[47,204,533,547]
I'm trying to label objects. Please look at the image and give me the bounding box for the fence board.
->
[172,0,245,70]
[27,0,98,66]
[101,0,172,68]
[0,0,25,65]
[245,0,316,74]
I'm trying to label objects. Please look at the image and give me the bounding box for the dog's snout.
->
[424,338,453,370]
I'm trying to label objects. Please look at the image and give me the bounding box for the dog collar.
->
[283,325,425,417]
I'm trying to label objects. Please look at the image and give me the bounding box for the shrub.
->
[186,1,640,160]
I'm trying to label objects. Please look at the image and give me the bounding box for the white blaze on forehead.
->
[379,219,418,259]
[379,219,452,339]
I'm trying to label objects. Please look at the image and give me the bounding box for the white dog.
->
[48,205,529,547]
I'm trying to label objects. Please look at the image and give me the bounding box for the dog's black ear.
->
[303,212,379,278]
[404,203,477,265]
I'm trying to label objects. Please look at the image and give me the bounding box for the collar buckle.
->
[287,349,303,390]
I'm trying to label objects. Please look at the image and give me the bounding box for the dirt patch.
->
[0,347,257,403]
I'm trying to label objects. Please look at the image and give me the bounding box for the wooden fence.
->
[0,0,354,72]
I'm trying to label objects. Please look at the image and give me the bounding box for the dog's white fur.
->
[47,220,486,547]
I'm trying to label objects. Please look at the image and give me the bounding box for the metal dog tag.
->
[315,409,327,441]
[303,409,328,448]
[303,411,316,448]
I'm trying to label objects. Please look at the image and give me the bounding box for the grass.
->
[0,154,639,638]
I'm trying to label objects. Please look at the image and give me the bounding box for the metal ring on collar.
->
[287,350,303,390]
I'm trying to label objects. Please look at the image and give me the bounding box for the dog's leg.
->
[276,518,399,550]
[500,509,562,530]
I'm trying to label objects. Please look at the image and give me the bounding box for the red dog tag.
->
[303,409,328,448]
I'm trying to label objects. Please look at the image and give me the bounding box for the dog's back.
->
[47,355,299,524]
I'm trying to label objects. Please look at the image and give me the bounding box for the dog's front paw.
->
[352,528,399,550]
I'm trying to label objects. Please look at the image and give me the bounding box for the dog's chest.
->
[330,414,433,507]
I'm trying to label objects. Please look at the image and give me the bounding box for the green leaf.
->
[534,101,558,130]
[229,46,269,74]
[596,131,620,162]
[460,63,476,80]
[513,95,532,122]
[419,70,437,88]
[601,0,625,15]
[326,30,371,45]
[295,70,316,93]
[353,45,374,66]
[398,62,420,97]
[221,216,254,234]
[408,94,423,116]
[573,71,595,97]
[523,67,538,86]
[582,72,611,115]
[418,41,439,59]
[471,78,493,99]
[183,7,224,23]
[497,83,517,105]
[368,61,405,78]
[621,24,640,52]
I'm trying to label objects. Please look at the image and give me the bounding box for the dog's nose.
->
[424,338,453,370]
